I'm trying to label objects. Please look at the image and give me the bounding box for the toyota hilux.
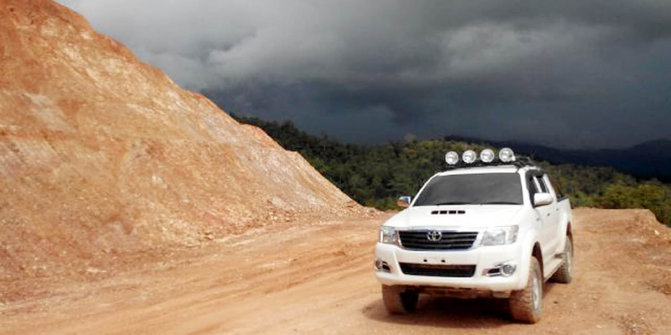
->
[374,148,573,323]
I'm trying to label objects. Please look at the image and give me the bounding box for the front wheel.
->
[509,257,543,323]
[381,285,418,314]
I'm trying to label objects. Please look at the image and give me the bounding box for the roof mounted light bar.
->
[445,148,535,169]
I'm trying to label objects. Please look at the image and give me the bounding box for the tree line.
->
[233,115,671,226]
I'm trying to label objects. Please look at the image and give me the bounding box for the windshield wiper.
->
[434,202,470,206]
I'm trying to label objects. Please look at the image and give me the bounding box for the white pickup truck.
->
[374,148,573,323]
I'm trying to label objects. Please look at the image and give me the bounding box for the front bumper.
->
[374,242,526,292]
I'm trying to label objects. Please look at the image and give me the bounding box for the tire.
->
[551,235,573,284]
[381,285,418,314]
[509,257,543,323]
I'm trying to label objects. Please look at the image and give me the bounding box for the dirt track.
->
[1,208,670,334]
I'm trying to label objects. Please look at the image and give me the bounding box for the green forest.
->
[233,115,671,227]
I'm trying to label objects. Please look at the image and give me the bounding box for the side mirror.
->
[533,193,553,207]
[397,196,412,208]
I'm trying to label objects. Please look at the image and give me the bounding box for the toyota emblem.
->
[427,230,442,241]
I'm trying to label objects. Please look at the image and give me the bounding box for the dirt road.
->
[1,208,670,334]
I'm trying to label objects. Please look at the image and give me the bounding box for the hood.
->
[384,205,524,229]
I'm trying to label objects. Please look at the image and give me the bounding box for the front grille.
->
[400,263,476,277]
[398,230,478,250]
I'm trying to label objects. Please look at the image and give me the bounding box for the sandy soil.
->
[2,208,670,335]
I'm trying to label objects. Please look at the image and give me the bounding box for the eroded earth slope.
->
[0,0,362,301]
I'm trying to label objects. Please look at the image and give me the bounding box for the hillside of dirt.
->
[1,208,670,334]
[0,0,366,302]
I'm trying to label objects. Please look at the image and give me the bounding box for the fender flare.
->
[557,201,573,251]
[516,231,540,289]
[557,214,572,252]
[559,220,573,251]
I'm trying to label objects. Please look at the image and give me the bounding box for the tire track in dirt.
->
[1,208,670,334]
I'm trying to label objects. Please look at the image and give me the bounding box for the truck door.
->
[528,173,558,263]
[542,174,563,254]
[536,174,560,260]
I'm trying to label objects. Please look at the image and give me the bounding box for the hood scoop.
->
[431,210,466,215]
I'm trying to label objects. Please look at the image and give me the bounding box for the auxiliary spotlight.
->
[480,148,495,163]
[445,151,459,165]
[462,150,477,164]
[499,147,516,163]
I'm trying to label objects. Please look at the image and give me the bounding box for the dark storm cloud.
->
[58,0,671,148]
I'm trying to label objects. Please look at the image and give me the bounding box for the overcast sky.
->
[58,0,671,149]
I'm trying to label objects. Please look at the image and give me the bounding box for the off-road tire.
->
[551,235,573,284]
[509,257,543,323]
[381,285,418,314]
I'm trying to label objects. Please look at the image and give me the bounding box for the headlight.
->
[379,226,398,244]
[481,225,519,246]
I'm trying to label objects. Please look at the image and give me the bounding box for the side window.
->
[528,176,539,196]
[547,175,565,199]
[535,176,548,193]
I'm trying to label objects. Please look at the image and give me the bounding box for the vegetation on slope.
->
[232,115,671,226]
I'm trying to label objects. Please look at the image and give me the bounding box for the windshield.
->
[413,173,523,206]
